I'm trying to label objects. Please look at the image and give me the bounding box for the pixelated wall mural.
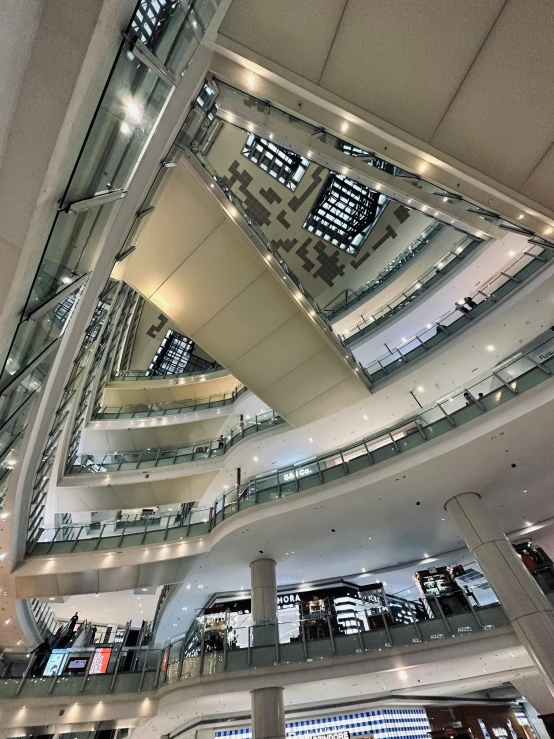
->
[206,123,431,302]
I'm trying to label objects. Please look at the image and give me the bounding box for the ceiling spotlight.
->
[486,344,495,351]
[253,456,258,462]
[399,670,408,681]
[340,121,349,133]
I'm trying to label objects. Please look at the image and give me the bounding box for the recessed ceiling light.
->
[340,121,349,133]
[417,386,424,392]
[253,456,258,462]
[546,227,552,235]
[309,438,313,442]
[508,250,515,257]
[486,345,495,351]
[399,670,408,681]
[518,214,524,220]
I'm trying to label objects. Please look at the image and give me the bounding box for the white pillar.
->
[250,558,277,646]
[251,687,285,739]
[445,493,554,696]
[513,676,554,739]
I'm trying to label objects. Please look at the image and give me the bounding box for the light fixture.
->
[419,163,427,173]
[340,121,349,133]
[486,344,495,351]
[126,102,141,123]
[398,670,408,681]
[426,323,432,329]
[253,456,258,462]
[518,214,524,220]
[546,227,553,235]
[309,438,313,442]
[247,74,255,87]
[417,386,424,392]
[509,250,515,257]
[120,122,132,135]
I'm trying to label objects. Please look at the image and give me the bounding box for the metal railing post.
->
[300,618,308,659]
[16,655,36,695]
[274,622,280,664]
[80,650,94,692]
[326,614,336,656]
[138,647,149,691]
[433,595,452,634]
[247,626,252,666]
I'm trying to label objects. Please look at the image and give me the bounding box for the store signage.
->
[277,593,301,606]
[283,468,313,482]
[530,337,554,364]
[492,729,508,738]
[309,732,350,739]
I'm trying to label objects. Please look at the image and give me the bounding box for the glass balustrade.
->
[324,221,445,319]
[364,243,551,380]
[67,410,284,475]
[0,601,508,699]
[111,358,223,381]
[340,235,483,342]
[28,334,554,555]
[0,0,223,516]
[95,384,247,419]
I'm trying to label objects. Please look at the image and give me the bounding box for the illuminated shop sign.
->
[283,468,313,482]
[310,732,351,739]
[492,729,508,738]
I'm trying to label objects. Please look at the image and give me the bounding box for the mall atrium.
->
[2,2,554,739]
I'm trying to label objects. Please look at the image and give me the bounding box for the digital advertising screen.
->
[89,647,112,675]
[42,649,69,677]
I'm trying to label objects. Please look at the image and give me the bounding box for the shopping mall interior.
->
[2,2,554,739]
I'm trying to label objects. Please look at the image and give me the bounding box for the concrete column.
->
[513,676,554,739]
[251,687,285,739]
[250,558,277,647]
[445,493,554,696]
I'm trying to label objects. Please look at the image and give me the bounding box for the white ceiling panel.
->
[319,0,505,141]
[219,0,348,83]
[431,0,554,189]
[519,143,554,212]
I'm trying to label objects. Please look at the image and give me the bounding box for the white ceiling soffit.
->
[119,159,370,427]
[216,0,554,216]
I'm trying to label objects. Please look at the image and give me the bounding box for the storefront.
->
[213,707,431,739]
[427,703,535,739]
[202,580,427,649]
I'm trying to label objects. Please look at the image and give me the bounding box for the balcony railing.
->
[94,384,247,419]
[111,356,223,382]
[340,235,483,343]
[324,221,445,319]
[0,602,508,698]
[66,409,284,475]
[28,333,554,554]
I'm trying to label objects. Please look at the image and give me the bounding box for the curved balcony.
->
[111,356,223,382]
[94,384,248,420]
[324,221,445,319]
[66,409,284,476]
[340,234,483,344]
[30,333,554,554]
[362,240,552,381]
[0,603,510,699]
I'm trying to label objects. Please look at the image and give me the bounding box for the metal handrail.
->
[94,384,247,419]
[67,409,283,475]
[31,332,554,552]
[340,233,481,340]
[364,240,551,376]
[325,220,445,319]
[0,601,508,696]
